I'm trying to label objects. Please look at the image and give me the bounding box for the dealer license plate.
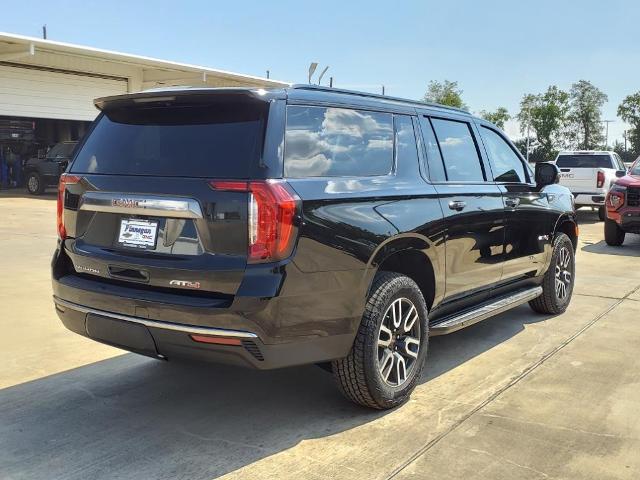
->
[117,219,158,250]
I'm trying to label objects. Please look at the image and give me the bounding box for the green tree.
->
[618,92,640,155]
[513,138,545,164]
[613,140,635,164]
[517,86,571,161]
[480,107,510,129]
[423,80,467,110]
[569,80,608,149]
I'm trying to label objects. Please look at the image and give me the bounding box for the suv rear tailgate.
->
[62,175,248,296]
[556,154,613,192]
[58,94,269,298]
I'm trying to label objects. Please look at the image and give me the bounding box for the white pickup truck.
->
[554,151,628,220]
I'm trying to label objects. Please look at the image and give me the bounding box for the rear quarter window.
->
[284,105,393,177]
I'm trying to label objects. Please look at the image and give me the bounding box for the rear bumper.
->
[53,296,355,369]
[573,193,606,206]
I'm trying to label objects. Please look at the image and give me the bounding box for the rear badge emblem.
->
[76,265,100,274]
[169,280,201,289]
[112,198,145,208]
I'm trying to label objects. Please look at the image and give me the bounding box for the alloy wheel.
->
[377,297,421,387]
[555,246,572,300]
[28,175,38,192]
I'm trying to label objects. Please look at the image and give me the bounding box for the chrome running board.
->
[430,286,543,336]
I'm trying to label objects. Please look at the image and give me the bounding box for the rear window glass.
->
[48,142,76,158]
[71,102,266,178]
[556,155,612,169]
[284,105,393,177]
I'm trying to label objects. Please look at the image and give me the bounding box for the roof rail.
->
[290,84,470,114]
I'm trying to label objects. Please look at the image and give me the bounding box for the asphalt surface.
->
[1,190,639,480]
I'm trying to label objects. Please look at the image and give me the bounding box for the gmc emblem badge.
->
[112,198,144,208]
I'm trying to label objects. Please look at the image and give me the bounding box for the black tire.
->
[604,218,625,246]
[598,206,606,221]
[332,272,429,409]
[529,233,575,315]
[26,172,44,195]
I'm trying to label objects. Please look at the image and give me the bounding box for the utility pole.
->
[526,122,530,163]
[601,120,614,148]
[329,77,333,88]
[42,25,47,39]
[266,70,270,79]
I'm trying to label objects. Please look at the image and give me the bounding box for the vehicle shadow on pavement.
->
[422,304,550,381]
[575,208,602,225]
[581,239,640,256]
[0,305,551,480]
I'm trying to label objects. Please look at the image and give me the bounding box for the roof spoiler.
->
[94,87,286,111]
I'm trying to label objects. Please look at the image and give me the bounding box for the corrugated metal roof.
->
[0,32,289,88]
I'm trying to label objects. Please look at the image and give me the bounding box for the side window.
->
[284,105,393,177]
[431,118,485,182]
[394,115,419,171]
[418,116,446,182]
[480,127,528,183]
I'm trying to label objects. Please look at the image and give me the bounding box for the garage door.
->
[0,64,128,121]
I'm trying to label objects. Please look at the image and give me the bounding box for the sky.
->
[3,0,640,144]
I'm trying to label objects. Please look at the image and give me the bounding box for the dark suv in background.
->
[25,141,78,194]
[52,86,577,409]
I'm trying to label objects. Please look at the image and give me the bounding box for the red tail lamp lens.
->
[209,180,299,263]
[597,171,605,188]
[57,174,81,239]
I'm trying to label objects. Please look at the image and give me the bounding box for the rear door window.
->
[556,155,613,169]
[71,102,266,178]
[430,118,485,182]
[284,105,393,177]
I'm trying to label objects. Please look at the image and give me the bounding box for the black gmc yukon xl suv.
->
[52,85,577,409]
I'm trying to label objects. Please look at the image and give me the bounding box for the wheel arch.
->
[365,234,444,311]
[554,214,579,251]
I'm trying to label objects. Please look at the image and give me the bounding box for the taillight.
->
[597,170,605,188]
[209,180,299,263]
[56,174,81,239]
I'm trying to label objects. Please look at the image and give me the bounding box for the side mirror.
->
[535,162,559,187]
[615,170,626,178]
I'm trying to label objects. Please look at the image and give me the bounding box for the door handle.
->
[505,197,520,208]
[448,200,467,211]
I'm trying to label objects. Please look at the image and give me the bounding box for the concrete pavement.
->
[1,191,639,480]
